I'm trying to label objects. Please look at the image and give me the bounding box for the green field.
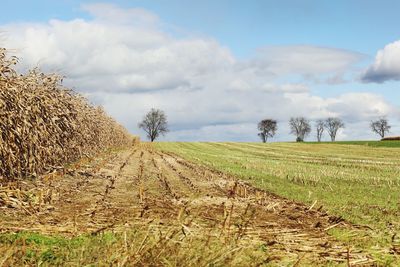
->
[157,142,400,263]
[306,140,400,148]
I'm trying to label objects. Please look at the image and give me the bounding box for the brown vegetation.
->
[381,136,400,141]
[0,48,132,180]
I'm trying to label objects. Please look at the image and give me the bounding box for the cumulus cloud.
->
[362,40,400,83]
[324,93,396,122]
[4,17,234,93]
[0,3,397,141]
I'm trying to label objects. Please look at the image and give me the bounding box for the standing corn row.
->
[0,48,132,180]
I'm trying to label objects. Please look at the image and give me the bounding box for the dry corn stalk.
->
[0,47,133,180]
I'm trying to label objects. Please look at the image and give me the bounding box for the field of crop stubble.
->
[157,141,400,265]
[0,142,387,266]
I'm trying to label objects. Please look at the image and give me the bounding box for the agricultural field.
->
[2,2,400,266]
[157,142,400,265]
[0,142,386,266]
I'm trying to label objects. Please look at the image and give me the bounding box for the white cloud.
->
[166,123,258,142]
[1,3,397,141]
[81,3,160,27]
[4,16,235,93]
[362,40,400,83]
[253,45,363,79]
[325,93,396,122]
[261,83,309,93]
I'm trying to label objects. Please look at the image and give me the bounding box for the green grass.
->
[156,142,400,264]
[306,140,400,148]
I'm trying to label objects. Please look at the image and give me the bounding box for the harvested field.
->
[158,142,400,265]
[0,144,375,266]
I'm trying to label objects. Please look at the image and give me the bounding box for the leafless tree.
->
[315,119,325,142]
[325,117,344,142]
[370,118,391,139]
[289,117,311,142]
[258,119,277,142]
[138,108,169,142]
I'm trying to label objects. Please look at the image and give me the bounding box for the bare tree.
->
[289,117,311,142]
[325,118,344,142]
[258,119,277,143]
[315,119,325,142]
[138,108,169,142]
[370,118,391,139]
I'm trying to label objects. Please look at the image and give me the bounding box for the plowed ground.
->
[0,144,374,265]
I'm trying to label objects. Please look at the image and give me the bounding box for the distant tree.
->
[289,117,311,142]
[258,119,277,143]
[370,118,391,139]
[138,108,169,142]
[315,119,325,142]
[325,118,344,142]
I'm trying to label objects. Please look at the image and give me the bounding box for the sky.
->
[1,0,400,141]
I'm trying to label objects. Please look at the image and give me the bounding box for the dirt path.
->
[0,144,374,265]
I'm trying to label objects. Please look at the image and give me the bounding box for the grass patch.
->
[305,140,400,148]
[0,224,276,266]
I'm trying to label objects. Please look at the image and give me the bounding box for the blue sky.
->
[1,0,400,141]
[3,0,400,55]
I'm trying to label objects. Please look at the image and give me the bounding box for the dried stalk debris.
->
[0,48,132,180]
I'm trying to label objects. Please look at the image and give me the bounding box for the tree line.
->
[136,108,392,142]
[258,117,391,142]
